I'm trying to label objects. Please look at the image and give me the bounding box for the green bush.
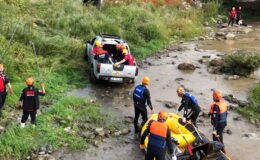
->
[222,50,260,76]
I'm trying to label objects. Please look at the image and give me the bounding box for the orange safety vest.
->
[149,121,168,149]
[209,100,228,122]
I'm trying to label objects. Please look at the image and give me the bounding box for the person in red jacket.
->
[0,64,13,117]
[92,41,113,64]
[20,77,45,128]
[228,7,237,27]
[114,49,135,66]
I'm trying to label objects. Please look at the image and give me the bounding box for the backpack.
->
[184,92,198,106]
[133,85,145,101]
[0,75,5,92]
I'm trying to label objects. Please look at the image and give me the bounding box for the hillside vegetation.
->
[0,0,220,159]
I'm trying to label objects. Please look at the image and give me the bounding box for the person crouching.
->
[20,77,45,128]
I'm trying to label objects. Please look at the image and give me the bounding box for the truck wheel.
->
[89,68,98,84]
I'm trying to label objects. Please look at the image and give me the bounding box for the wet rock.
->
[175,77,184,81]
[209,58,224,67]
[121,129,131,135]
[0,125,5,133]
[197,119,204,124]
[93,140,100,147]
[171,61,175,64]
[165,102,178,109]
[165,53,170,57]
[223,94,239,104]
[216,32,226,37]
[79,131,92,139]
[124,139,131,144]
[207,66,222,74]
[198,36,205,41]
[224,75,240,80]
[90,99,96,103]
[242,133,257,139]
[202,55,211,58]
[46,145,53,154]
[233,116,242,121]
[225,33,236,40]
[238,100,250,107]
[225,129,232,135]
[177,46,188,52]
[178,63,196,70]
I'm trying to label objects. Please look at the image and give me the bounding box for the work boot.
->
[20,123,25,128]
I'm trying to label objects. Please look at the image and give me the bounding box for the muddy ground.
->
[58,24,260,160]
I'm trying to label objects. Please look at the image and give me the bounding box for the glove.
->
[139,144,145,150]
[41,83,45,88]
[182,117,186,123]
[9,87,13,94]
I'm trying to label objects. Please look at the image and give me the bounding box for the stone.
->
[223,94,239,104]
[171,61,175,64]
[175,77,184,81]
[165,102,178,109]
[209,58,224,67]
[216,32,226,37]
[225,33,236,40]
[198,36,205,41]
[242,133,257,139]
[95,128,105,137]
[233,116,242,121]
[121,129,130,135]
[114,131,122,136]
[93,140,100,147]
[226,129,232,135]
[238,27,253,34]
[238,100,250,107]
[64,127,72,134]
[124,116,134,123]
[38,146,46,155]
[46,144,53,154]
[178,63,196,70]
[198,58,209,64]
[203,22,209,26]
[37,155,56,160]
[177,46,187,51]
[224,75,240,80]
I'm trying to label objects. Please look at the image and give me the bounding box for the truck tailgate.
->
[99,64,137,77]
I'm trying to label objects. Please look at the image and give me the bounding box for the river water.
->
[59,24,260,160]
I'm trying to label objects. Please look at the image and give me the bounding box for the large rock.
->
[209,58,224,67]
[238,27,253,34]
[225,33,236,40]
[216,32,226,37]
[178,63,196,70]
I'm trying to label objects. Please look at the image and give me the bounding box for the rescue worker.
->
[114,49,135,66]
[92,40,113,64]
[0,64,13,117]
[228,7,237,27]
[133,76,153,134]
[176,87,201,126]
[140,111,173,160]
[209,90,228,145]
[19,77,45,128]
[236,6,242,25]
[115,43,126,62]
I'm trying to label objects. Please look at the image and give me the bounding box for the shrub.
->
[222,50,260,76]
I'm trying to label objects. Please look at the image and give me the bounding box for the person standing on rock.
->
[0,64,13,117]
[19,77,45,128]
[176,87,201,126]
[209,90,228,146]
[133,76,153,135]
[236,6,242,25]
[228,7,237,27]
[140,111,173,160]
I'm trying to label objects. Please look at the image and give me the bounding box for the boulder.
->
[223,94,239,104]
[209,58,224,67]
[178,63,196,70]
[225,33,236,40]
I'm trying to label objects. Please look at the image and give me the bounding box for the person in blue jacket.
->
[176,87,201,126]
[133,76,153,135]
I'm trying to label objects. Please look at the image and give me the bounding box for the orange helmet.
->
[213,90,222,101]
[158,111,168,121]
[26,77,34,86]
[142,76,150,85]
[177,87,185,95]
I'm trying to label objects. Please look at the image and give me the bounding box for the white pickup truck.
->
[85,34,138,84]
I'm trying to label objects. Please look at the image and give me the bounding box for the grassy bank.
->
[237,84,260,122]
[0,0,221,159]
